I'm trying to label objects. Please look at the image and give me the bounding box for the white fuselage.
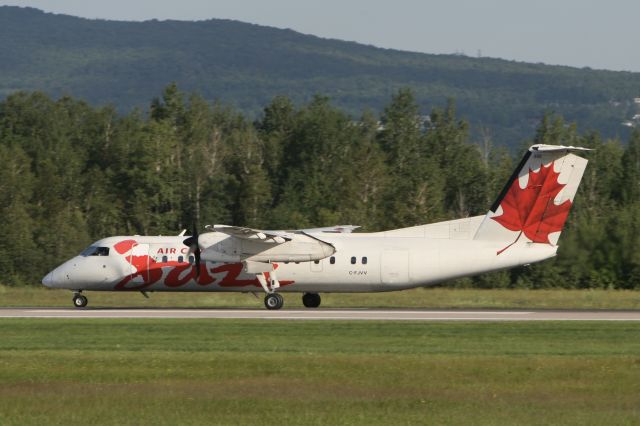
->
[42,216,557,293]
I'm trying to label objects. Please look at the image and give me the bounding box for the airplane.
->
[42,144,589,310]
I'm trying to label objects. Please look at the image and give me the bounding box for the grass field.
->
[3,285,640,309]
[0,320,639,425]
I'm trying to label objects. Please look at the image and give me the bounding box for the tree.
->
[228,125,272,227]
[0,144,37,283]
[379,89,444,227]
[621,129,640,203]
[425,99,487,217]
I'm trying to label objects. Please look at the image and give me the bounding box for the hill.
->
[1,6,639,146]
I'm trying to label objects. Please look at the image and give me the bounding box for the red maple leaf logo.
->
[492,162,572,254]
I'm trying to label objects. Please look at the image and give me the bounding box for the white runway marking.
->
[0,308,639,321]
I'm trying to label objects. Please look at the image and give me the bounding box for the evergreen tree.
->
[425,99,487,217]
[379,89,444,227]
[621,129,640,203]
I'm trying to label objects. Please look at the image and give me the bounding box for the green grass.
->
[0,320,640,425]
[3,285,640,309]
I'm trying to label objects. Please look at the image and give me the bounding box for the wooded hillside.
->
[1,6,640,147]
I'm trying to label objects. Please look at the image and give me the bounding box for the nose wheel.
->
[264,293,284,310]
[73,293,88,308]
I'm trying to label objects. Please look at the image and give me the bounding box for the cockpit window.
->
[81,246,97,256]
[96,247,109,256]
[81,246,110,256]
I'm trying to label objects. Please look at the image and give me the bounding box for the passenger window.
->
[162,255,168,263]
[330,257,335,264]
[351,256,356,265]
[178,256,184,263]
[314,260,320,264]
[188,255,195,264]
[362,257,367,265]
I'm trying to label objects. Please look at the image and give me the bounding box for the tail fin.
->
[474,144,589,252]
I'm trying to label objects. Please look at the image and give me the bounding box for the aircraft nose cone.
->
[42,270,55,287]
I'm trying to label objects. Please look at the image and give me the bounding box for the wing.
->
[302,225,360,234]
[206,225,293,244]
[200,224,336,263]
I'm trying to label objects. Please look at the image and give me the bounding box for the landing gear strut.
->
[264,293,284,310]
[72,292,88,308]
[254,267,284,310]
[302,293,321,308]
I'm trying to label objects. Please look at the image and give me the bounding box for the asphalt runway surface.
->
[1,308,640,321]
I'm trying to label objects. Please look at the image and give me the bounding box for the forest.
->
[0,84,639,288]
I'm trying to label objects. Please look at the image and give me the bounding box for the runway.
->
[1,307,640,321]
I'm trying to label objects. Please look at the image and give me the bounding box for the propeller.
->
[182,223,201,277]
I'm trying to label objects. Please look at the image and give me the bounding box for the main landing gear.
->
[302,293,321,308]
[264,293,284,310]
[253,266,319,310]
[72,292,88,308]
[263,293,322,310]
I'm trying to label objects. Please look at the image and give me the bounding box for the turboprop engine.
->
[198,229,336,263]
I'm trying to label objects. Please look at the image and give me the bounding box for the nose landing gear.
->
[72,292,88,308]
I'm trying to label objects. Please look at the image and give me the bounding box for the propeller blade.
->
[182,223,202,277]
[194,247,201,277]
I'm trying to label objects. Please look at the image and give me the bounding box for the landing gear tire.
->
[264,293,284,310]
[73,294,88,308]
[302,293,321,308]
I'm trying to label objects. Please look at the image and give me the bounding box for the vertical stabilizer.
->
[473,144,589,252]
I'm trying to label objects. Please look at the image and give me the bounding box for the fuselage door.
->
[381,250,409,285]
[129,243,150,280]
